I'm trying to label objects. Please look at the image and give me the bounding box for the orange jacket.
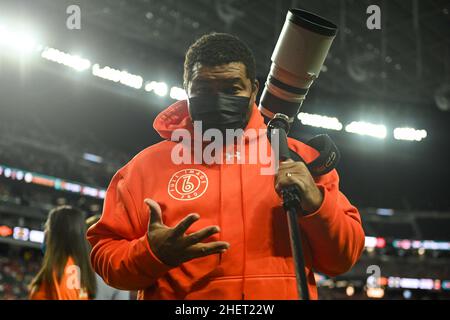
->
[29,257,89,300]
[87,100,365,300]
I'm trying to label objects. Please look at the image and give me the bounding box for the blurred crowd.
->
[0,180,102,216]
[0,251,41,300]
[0,110,130,188]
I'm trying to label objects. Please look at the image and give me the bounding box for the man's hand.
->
[145,198,230,267]
[275,159,324,214]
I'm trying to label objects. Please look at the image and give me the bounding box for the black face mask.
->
[188,93,251,132]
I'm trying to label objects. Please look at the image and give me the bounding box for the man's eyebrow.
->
[190,79,212,87]
[222,78,246,86]
[191,77,247,88]
[206,78,247,88]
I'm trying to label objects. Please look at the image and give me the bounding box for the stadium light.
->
[13,227,30,241]
[393,127,427,141]
[403,290,412,299]
[15,170,24,181]
[83,152,103,164]
[119,70,143,89]
[145,81,168,97]
[364,236,386,249]
[346,285,355,297]
[0,25,38,54]
[0,22,431,144]
[0,225,13,237]
[375,208,394,216]
[0,163,106,199]
[41,47,91,72]
[170,86,188,100]
[345,121,387,139]
[4,168,12,178]
[366,287,384,298]
[393,239,450,251]
[29,230,45,243]
[92,64,143,89]
[297,112,343,131]
[24,172,33,183]
[93,64,121,81]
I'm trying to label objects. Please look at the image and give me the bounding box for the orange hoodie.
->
[87,100,365,300]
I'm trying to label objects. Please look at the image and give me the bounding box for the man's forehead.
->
[191,62,247,81]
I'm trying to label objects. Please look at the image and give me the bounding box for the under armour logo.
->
[226,151,241,161]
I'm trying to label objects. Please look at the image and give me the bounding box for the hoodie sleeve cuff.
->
[299,184,337,225]
[132,234,173,279]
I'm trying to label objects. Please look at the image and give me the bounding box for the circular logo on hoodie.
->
[168,169,208,201]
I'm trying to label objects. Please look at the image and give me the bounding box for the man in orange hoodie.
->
[87,33,365,300]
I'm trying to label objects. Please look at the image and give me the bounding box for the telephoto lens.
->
[259,9,338,122]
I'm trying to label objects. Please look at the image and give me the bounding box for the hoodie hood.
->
[153,99,266,141]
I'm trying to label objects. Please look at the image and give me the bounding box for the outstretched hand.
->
[145,198,230,267]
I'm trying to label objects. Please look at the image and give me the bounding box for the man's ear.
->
[250,79,259,105]
[252,79,260,96]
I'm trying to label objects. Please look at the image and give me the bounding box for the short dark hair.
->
[184,32,256,88]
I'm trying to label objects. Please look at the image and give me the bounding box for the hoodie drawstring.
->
[218,162,223,265]
[239,158,247,300]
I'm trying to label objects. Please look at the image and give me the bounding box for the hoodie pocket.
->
[164,248,221,296]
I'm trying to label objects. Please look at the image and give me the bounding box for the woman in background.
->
[29,206,96,299]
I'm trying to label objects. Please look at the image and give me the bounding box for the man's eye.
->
[224,87,241,94]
